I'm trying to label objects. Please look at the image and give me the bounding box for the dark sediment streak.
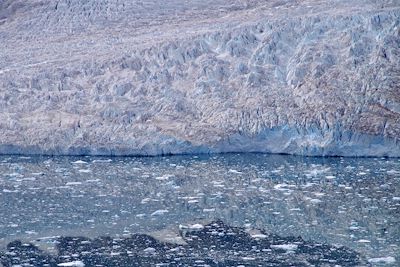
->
[0,220,368,266]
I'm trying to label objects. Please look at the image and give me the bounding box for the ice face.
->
[0,0,399,157]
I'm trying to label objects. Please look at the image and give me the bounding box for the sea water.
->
[0,154,398,265]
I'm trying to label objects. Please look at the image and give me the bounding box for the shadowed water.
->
[0,154,399,266]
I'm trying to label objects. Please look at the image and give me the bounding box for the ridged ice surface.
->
[0,0,399,156]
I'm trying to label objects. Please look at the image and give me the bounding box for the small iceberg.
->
[368,256,396,264]
[57,261,85,267]
[71,160,88,164]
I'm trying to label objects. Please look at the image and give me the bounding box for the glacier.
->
[0,0,399,157]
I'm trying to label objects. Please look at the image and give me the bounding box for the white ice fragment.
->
[72,160,88,164]
[357,239,371,243]
[110,252,120,256]
[20,177,36,181]
[242,257,256,261]
[325,175,336,179]
[57,261,85,267]
[368,256,396,264]
[203,208,215,212]
[143,247,156,253]
[228,169,242,174]
[305,167,330,177]
[274,183,289,190]
[86,179,100,183]
[92,159,112,163]
[141,198,151,204]
[151,209,169,216]
[310,198,322,204]
[271,244,298,250]
[66,182,82,186]
[78,169,91,173]
[251,234,267,239]
[155,175,171,180]
[179,223,204,230]
[3,189,19,193]
[271,169,281,173]
[190,224,204,230]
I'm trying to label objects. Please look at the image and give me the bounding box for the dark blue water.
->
[0,154,399,266]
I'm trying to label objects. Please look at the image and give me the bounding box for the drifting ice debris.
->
[71,161,88,164]
[271,244,298,250]
[57,261,85,267]
[368,257,396,264]
[151,209,169,216]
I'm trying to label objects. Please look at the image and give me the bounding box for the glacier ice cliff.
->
[0,0,399,157]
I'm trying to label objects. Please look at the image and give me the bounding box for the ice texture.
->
[0,0,399,156]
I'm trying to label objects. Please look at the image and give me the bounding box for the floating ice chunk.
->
[357,239,371,243]
[305,167,330,177]
[368,256,396,264]
[189,224,204,230]
[3,189,19,193]
[151,209,169,216]
[179,223,204,230]
[141,198,151,204]
[271,244,298,250]
[301,182,315,188]
[78,169,92,173]
[393,197,400,201]
[19,177,36,181]
[242,257,256,261]
[251,233,267,239]
[310,198,322,204]
[274,183,289,190]
[86,179,100,183]
[92,159,112,163]
[72,160,88,164]
[143,247,156,253]
[155,175,171,180]
[228,169,242,174]
[66,182,82,186]
[325,175,336,179]
[57,261,85,267]
[203,208,215,212]
[25,230,37,235]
